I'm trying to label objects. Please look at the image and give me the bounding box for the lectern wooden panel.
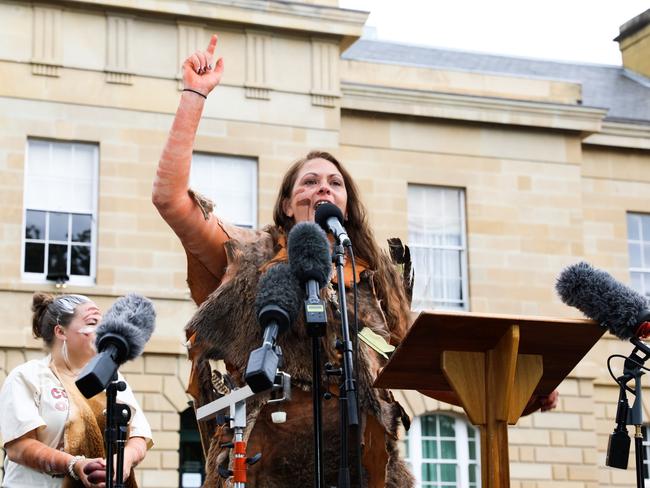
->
[375,311,604,488]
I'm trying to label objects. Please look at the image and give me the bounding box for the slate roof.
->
[343,39,650,124]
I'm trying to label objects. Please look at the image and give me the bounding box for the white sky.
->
[339,0,650,65]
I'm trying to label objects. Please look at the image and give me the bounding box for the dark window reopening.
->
[179,407,205,488]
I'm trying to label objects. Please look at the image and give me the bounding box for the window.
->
[22,139,98,285]
[408,185,468,310]
[403,413,480,488]
[190,153,257,228]
[627,213,650,298]
[179,407,205,487]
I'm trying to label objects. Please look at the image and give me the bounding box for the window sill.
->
[0,280,193,302]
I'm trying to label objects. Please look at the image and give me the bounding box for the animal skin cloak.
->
[184,221,415,488]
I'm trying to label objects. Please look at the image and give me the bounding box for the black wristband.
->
[182,88,207,99]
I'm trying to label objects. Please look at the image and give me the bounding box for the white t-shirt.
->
[0,356,152,488]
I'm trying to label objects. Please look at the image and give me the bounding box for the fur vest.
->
[185,225,415,488]
[53,364,138,488]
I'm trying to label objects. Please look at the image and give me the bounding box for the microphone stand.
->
[607,337,650,488]
[304,280,328,488]
[196,372,290,487]
[626,338,650,488]
[327,242,359,488]
[105,372,131,488]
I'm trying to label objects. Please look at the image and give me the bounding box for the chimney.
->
[615,9,650,78]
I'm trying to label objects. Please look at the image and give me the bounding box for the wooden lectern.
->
[374,311,604,488]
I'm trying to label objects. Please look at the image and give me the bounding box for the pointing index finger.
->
[206,34,218,56]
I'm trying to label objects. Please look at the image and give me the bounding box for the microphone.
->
[556,262,650,340]
[245,263,302,393]
[315,202,351,247]
[76,294,156,398]
[288,222,332,337]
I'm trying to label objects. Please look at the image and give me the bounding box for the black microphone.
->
[76,294,156,398]
[245,263,302,392]
[288,222,332,337]
[315,202,351,247]
[556,262,650,340]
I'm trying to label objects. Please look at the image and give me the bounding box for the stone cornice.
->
[59,0,368,48]
[583,120,650,150]
[341,81,606,133]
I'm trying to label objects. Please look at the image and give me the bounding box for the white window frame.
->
[404,413,481,488]
[627,212,650,298]
[408,185,469,311]
[21,139,99,286]
[190,153,258,229]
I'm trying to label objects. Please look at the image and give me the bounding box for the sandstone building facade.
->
[0,1,649,486]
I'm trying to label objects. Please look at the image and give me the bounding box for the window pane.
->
[24,243,45,272]
[71,245,91,276]
[468,440,476,460]
[439,416,455,437]
[643,273,650,298]
[440,464,456,482]
[422,463,437,481]
[190,153,257,227]
[441,440,456,459]
[49,212,69,241]
[421,416,437,436]
[644,244,650,268]
[628,214,640,240]
[643,217,650,242]
[25,210,46,240]
[48,244,67,275]
[422,440,437,459]
[445,277,463,302]
[468,464,477,483]
[72,214,92,243]
[629,243,642,267]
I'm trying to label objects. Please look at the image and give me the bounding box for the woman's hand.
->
[522,389,560,415]
[538,389,560,412]
[182,34,224,98]
[82,454,133,485]
[78,457,106,488]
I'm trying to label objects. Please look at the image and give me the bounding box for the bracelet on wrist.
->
[67,455,85,480]
[182,88,207,99]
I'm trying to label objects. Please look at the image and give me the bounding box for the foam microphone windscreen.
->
[255,262,303,333]
[287,221,332,287]
[556,262,649,340]
[95,293,156,361]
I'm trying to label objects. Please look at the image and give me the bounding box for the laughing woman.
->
[0,293,152,487]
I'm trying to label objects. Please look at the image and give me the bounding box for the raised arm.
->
[152,34,229,278]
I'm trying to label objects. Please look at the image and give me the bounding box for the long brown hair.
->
[272,151,410,342]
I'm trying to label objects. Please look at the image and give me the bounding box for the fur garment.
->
[52,364,138,488]
[185,225,415,487]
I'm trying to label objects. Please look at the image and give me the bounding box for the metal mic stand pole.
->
[330,242,359,488]
[626,338,650,488]
[105,372,130,488]
[304,280,328,488]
